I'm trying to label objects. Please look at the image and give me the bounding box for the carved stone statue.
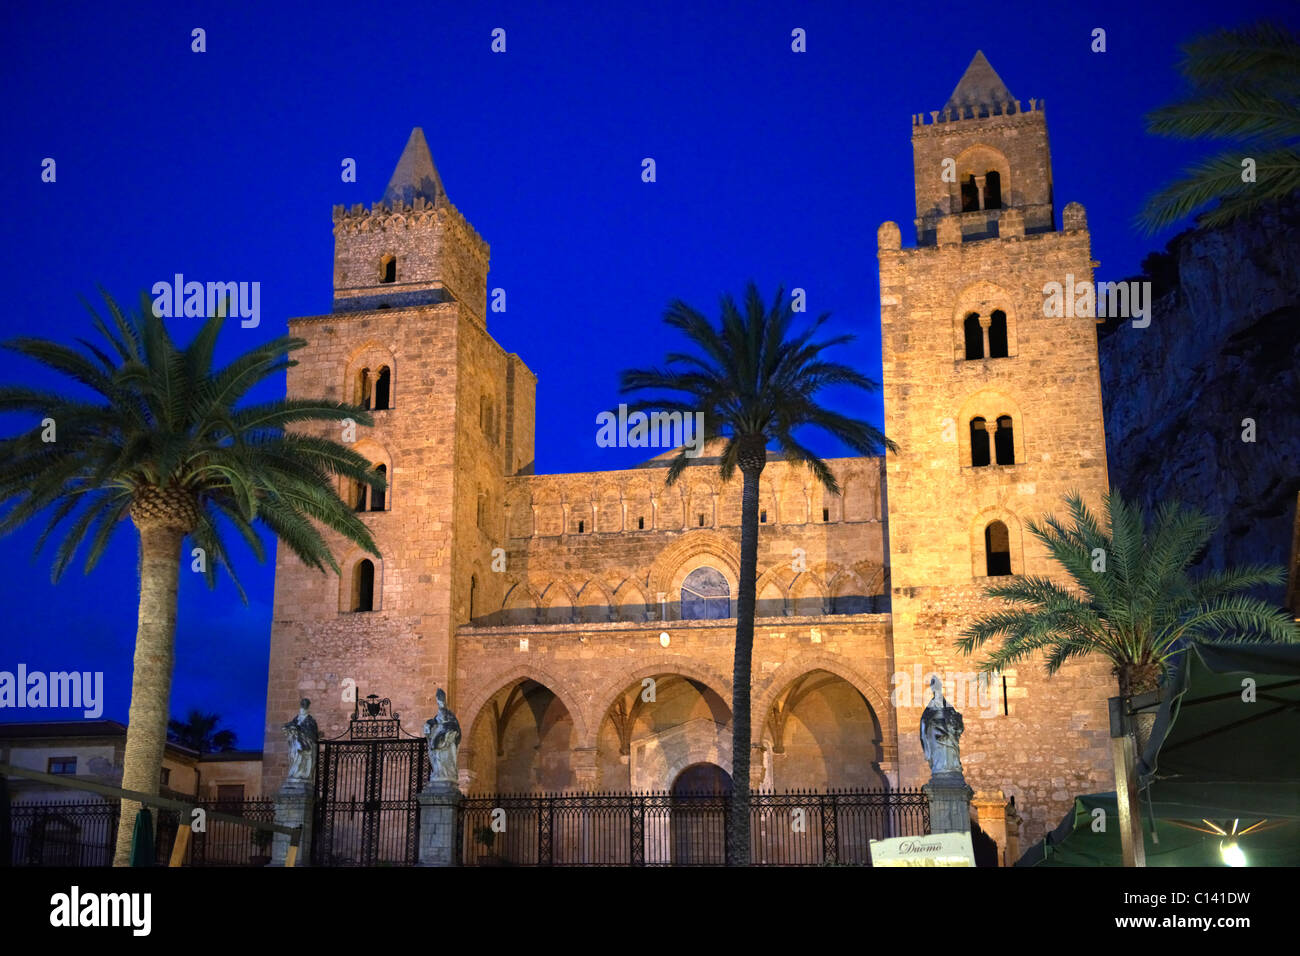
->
[919,676,964,776]
[423,689,462,786]
[282,698,319,786]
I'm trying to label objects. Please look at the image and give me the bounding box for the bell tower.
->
[879,53,1115,846]
[261,129,535,794]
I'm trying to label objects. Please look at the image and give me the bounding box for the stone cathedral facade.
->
[262,53,1116,852]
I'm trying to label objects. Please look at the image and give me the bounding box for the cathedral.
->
[262,52,1118,852]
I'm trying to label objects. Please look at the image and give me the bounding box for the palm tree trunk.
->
[727,445,764,866]
[1112,662,1162,869]
[112,522,184,866]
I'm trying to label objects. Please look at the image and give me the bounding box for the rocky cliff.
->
[1097,200,1300,607]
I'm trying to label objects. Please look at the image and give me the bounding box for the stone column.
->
[417,781,463,867]
[923,771,973,834]
[271,781,314,867]
[978,313,992,359]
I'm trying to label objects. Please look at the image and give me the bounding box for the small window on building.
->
[354,560,376,612]
[994,416,1015,465]
[371,464,387,511]
[760,510,767,523]
[357,367,372,410]
[354,479,368,512]
[963,313,984,360]
[698,513,705,527]
[577,520,585,533]
[970,418,991,467]
[380,255,397,284]
[988,310,1008,359]
[961,175,979,212]
[638,517,645,530]
[48,757,76,775]
[469,575,477,620]
[374,366,392,410]
[985,170,1003,210]
[160,767,171,786]
[822,508,830,522]
[985,521,1012,576]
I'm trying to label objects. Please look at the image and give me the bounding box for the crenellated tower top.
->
[330,127,490,323]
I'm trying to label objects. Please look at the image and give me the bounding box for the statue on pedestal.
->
[423,689,462,786]
[920,676,964,776]
[283,698,319,787]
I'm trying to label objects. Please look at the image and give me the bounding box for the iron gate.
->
[312,695,429,866]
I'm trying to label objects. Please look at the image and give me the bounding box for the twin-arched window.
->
[962,311,1008,360]
[969,416,1016,466]
[355,365,392,410]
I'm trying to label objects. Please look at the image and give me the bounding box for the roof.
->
[944,51,1015,114]
[0,719,201,759]
[0,720,128,739]
[381,127,445,206]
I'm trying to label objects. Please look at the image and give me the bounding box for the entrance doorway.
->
[670,762,732,865]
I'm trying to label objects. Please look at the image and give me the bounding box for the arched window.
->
[374,366,391,410]
[380,255,396,284]
[353,478,368,512]
[985,522,1011,576]
[371,464,387,511]
[681,566,730,620]
[970,418,991,467]
[994,416,1015,465]
[984,170,1002,209]
[988,310,1008,358]
[961,175,979,212]
[357,367,372,410]
[469,575,477,620]
[963,313,984,360]
[353,560,376,611]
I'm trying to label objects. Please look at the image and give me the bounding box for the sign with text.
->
[870,832,976,867]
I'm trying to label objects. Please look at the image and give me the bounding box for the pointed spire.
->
[381,127,445,205]
[943,51,1015,115]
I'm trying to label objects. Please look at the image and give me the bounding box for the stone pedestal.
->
[972,789,1019,865]
[417,782,463,867]
[923,771,973,834]
[272,782,314,867]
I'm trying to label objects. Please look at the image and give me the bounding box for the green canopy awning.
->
[1021,640,1300,866]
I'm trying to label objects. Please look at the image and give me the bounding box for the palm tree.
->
[621,283,895,864]
[1138,21,1300,233]
[0,291,384,865]
[168,710,238,753]
[957,491,1297,864]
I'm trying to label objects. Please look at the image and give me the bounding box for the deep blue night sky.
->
[2,0,1296,752]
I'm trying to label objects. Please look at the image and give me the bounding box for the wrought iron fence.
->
[7,797,276,867]
[459,788,930,866]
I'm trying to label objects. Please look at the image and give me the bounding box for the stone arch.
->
[613,579,651,622]
[646,530,740,599]
[499,581,540,626]
[461,666,592,757]
[539,580,578,624]
[754,563,796,618]
[575,578,615,623]
[750,652,896,760]
[956,388,1028,468]
[950,280,1019,361]
[789,571,829,616]
[971,506,1026,578]
[778,474,810,525]
[592,658,734,752]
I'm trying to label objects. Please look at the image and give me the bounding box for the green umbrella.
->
[129,808,155,867]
